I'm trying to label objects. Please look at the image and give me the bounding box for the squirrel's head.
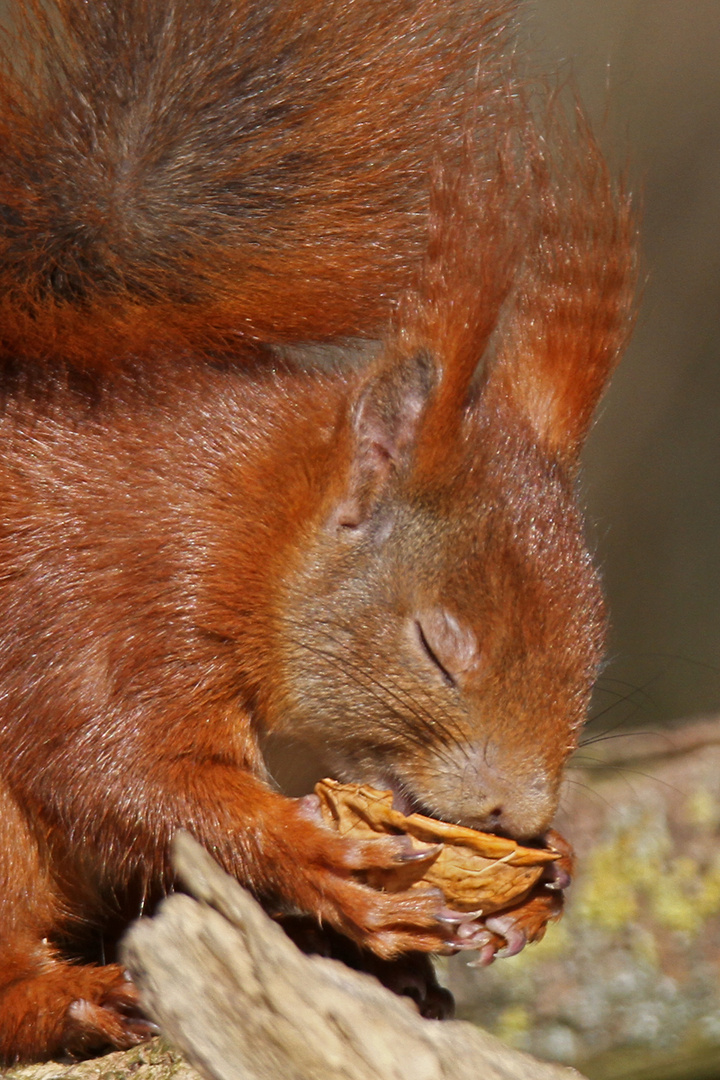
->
[267,102,636,840]
[270,348,607,839]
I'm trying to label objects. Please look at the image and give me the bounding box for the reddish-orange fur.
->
[0,0,515,368]
[0,0,636,1063]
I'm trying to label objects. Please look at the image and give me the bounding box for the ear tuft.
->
[487,104,638,456]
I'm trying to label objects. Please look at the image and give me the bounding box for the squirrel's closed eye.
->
[415,619,457,687]
[413,609,480,687]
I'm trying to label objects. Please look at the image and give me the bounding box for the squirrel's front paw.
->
[457,828,574,965]
[290,796,461,957]
[311,870,461,959]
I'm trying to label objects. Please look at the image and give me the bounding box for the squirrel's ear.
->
[331,353,436,529]
[487,231,636,457]
[486,119,637,458]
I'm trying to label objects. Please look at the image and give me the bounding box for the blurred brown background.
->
[530,0,720,729]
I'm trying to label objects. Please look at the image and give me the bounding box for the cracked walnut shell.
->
[316,778,560,915]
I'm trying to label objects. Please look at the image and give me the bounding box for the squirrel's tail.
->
[0,0,515,370]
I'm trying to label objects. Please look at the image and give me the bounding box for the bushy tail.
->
[0,0,515,370]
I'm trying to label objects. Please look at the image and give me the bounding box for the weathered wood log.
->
[119,833,586,1080]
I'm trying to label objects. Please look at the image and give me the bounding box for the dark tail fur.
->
[0,0,516,368]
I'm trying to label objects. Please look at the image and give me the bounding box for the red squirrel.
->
[0,0,636,1062]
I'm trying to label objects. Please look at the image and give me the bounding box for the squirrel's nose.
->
[416,742,560,841]
[458,795,552,841]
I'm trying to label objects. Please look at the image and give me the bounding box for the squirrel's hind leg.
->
[0,779,154,1064]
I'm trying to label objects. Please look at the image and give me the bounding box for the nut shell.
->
[316,778,559,915]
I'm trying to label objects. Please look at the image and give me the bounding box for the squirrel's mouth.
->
[373,771,438,820]
[332,761,435,818]
[333,766,555,848]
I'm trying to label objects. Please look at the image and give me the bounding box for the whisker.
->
[589,668,664,720]
[586,763,683,796]
[559,777,616,812]
[293,638,442,760]
[317,617,468,743]
[578,729,661,750]
[285,615,469,762]
[595,675,657,707]
[314,616,469,751]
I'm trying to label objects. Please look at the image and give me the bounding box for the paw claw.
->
[485,915,527,958]
[395,842,443,866]
[543,864,572,890]
[466,942,497,968]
